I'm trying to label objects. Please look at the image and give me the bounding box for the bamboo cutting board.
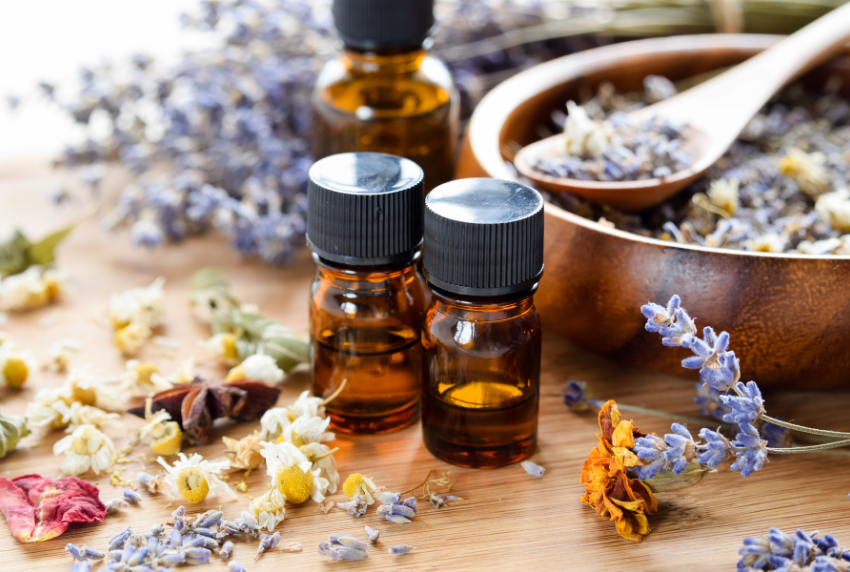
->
[0,158,848,572]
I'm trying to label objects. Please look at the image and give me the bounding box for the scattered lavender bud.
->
[191,527,216,539]
[255,531,281,560]
[170,529,182,548]
[127,546,149,566]
[71,562,91,572]
[563,380,592,412]
[108,550,123,562]
[123,490,142,504]
[228,561,246,572]
[108,527,133,551]
[429,492,458,509]
[105,498,129,514]
[156,552,186,567]
[330,536,368,551]
[66,544,84,561]
[196,510,223,529]
[335,547,370,562]
[365,526,380,543]
[219,541,234,560]
[521,460,546,478]
[149,524,165,537]
[384,515,412,525]
[388,545,415,555]
[185,535,219,550]
[182,547,212,565]
[337,495,368,518]
[403,497,417,511]
[377,503,416,519]
[374,492,401,504]
[80,546,105,560]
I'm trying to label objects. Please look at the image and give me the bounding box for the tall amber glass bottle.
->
[421,179,545,468]
[312,0,459,194]
[307,152,426,434]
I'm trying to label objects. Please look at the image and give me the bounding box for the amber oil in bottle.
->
[307,152,427,434]
[312,0,459,194]
[421,178,545,468]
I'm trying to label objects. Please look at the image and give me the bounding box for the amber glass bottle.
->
[312,0,459,194]
[307,152,426,434]
[421,178,545,468]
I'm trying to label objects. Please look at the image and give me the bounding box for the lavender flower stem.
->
[765,438,850,454]
[758,413,850,439]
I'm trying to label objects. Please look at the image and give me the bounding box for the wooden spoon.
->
[513,3,850,211]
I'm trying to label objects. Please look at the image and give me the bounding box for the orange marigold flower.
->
[580,400,658,542]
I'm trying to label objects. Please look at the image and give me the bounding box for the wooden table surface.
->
[1,158,849,572]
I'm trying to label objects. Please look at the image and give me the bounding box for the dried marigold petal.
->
[0,474,106,543]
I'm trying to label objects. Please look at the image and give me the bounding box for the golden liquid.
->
[312,53,458,193]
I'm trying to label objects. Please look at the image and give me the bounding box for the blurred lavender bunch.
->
[632,295,850,489]
[738,527,850,571]
[29,0,584,265]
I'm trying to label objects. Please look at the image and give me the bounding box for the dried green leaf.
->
[189,267,238,326]
[27,224,75,267]
[0,231,33,277]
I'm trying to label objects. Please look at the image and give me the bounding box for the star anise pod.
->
[128,378,280,445]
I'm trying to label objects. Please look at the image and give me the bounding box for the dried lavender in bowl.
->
[527,75,850,255]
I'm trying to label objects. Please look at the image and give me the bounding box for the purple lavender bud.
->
[228,561,246,572]
[182,547,212,565]
[389,545,415,555]
[185,536,219,550]
[377,503,416,519]
[197,510,223,529]
[170,529,182,548]
[108,527,133,551]
[220,540,234,560]
[373,492,401,504]
[80,546,104,560]
[385,515,412,525]
[149,524,164,537]
[365,526,380,543]
[66,544,85,561]
[71,562,91,572]
[128,546,149,567]
[318,542,333,557]
[123,490,142,504]
[191,528,216,539]
[521,460,546,478]
[429,493,458,508]
[330,536,367,551]
[135,472,153,486]
[108,550,123,562]
[157,552,186,567]
[336,547,369,561]
[403,497,418,511]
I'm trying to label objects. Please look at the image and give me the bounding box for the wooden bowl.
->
[458,34,850,389]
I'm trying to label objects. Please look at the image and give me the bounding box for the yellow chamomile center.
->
[342,473,365,498]
[3,357,29,388]
[69,427,100,455]
[150,421,182,456]
[69,379,97,406]
[224,365,245,383]
[275,466,313,504]
[135,363,161,386]
[222,334,239,361]
[275,431,305,448]
[177,467,210,503]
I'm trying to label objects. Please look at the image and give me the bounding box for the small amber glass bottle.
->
[312,0,459,194]
[421,178,545,468]
[307,152,427,434]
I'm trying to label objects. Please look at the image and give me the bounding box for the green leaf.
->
[27,224,76,266]
[0,230,33,277]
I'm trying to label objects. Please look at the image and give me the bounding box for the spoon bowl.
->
[514,2,850,211]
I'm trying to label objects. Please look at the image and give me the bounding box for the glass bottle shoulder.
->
[314,51,456,119]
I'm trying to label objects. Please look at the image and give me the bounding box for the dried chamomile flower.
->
[564,100,607,156]
[202,333,241,366]
[43,338,82,373]
[25,386,74,429]
[816,188,850,232]
[0,412,29,459]
[749,233,787,253]
[779,148,831,198]
[151,356,196,386]
[300,442,340,494]
[226,354,284,385]
[249,486,286,532]
[158,452,236,503]
[114,323,152,356]
[521,460,546,478]
[106,277,166,331]
[139,399,182,455]
[261,440,328,504]
[119,359,171,396]
[0,266,67,311]
[223,431,264,470]
[795,237,844,254]
[277,414,334,447]
[707,178,740,215]
[66,403,121,432]
[342,473,378,505]
[0,345,37,388]
[53,424,116,476]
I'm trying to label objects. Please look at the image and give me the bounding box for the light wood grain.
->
[1,158,849,571]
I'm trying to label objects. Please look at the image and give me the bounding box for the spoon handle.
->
[641,3,850,149]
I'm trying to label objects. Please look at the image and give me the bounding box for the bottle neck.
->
[313,252,420,292]
[341,48,428,75]
[428,284,537,321]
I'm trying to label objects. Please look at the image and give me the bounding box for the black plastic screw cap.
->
[424,178,544,297]
[307,152,425,266]
[332,0,435,52]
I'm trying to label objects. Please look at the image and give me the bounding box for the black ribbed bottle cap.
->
[424,178,544,297]
[332,0,434,52]
[307,152,424,266]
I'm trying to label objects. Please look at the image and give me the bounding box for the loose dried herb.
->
[128,378,280,445]
[0,474,106,543]
[0,412,29,458]
[0,224,76,278]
